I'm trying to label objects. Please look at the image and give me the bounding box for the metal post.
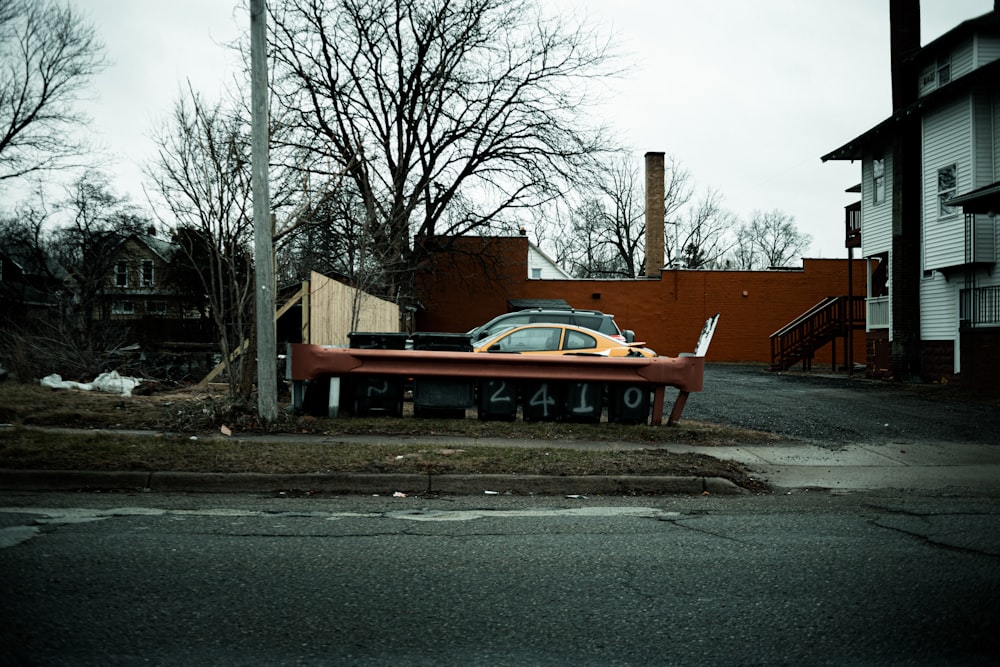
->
[848,247,854,376]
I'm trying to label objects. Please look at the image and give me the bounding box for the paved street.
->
[3,365,1000,665]
[2,492,999,666]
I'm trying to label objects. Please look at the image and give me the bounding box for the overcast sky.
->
[70,0,995,260]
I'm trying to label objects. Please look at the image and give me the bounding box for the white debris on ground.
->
[40,370,144,397]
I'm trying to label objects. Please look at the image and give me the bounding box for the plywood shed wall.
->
[307,271,400,346]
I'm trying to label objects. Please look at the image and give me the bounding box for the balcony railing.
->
[961,285,1000,327]
[867,296,890,329]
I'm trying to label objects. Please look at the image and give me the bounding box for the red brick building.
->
[415,235,867,366]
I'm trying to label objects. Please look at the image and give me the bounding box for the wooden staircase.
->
[770,296,865,371]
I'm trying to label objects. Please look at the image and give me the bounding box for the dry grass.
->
[0,382,779,492]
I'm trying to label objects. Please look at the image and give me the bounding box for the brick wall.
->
[920,340,957,384]
[959,329,1000,390]
[415,236,868,365]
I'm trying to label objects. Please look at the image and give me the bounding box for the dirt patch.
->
[0,381,776,494]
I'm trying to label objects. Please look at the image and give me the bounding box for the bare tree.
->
[659,155,694,267]
[145,88,257,399]
[731,209,812,269]
[0,0,106,183]
[562,197,628,278]
[268,0,617,304]
[571,157,645,278]
[674,188,738,269]
[547,153,693,278]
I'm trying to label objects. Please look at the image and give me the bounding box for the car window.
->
[571,315,600,329]
[481,315,530,339]
[534,313,571,324]
[495,327,562,352]
[564,329,596,351]
[571,314,618,335]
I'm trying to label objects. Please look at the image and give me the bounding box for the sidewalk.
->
[661,441,1000,492]
[245,432,1000,492]
[3,429,1000,495]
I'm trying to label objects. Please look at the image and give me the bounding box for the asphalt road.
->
[2,492,999,666]
[682,364,1000,448]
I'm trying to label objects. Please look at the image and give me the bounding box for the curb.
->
[0,469,744,496]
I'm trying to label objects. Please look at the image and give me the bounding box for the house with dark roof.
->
[822,2,1000,387]
[98,233,184,321]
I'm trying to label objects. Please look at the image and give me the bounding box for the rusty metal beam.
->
[287,345,706,425]
[289,346,704,391]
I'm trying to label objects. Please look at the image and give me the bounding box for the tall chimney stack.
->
[644,151,665,277]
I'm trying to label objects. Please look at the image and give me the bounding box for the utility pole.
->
[251,0,277,422]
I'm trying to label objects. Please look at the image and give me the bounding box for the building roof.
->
[822,6,1000,163]
[910,10,1000,62]
[131,234,176,262]
[821,59,1000,162]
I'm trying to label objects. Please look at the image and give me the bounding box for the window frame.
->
[140,259,155,287]
[564,329,597,351]
[497,326,562,352]
[937,163,958,218]
[112,300,135,315]
[872,156,885,205]
[146,300,167,315]
[936,56,951,86]
[114,260,128,288]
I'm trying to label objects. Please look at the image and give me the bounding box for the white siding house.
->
[527,242,572,280]
[823,6,1000,387]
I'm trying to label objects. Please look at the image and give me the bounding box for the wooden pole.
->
[251,0,277,421]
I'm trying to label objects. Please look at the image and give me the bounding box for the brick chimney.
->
[644,151,665,277]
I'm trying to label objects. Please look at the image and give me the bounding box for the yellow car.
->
[473,323,656,357]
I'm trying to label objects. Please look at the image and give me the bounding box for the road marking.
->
[0,506,681,545]
[384,507,679,521]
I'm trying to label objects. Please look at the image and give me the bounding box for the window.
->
[937,164,958,217]
[480,315,531,341]
[146,300,167,315]
[497,327,561,352]
[920,70,936,91]
[530,267,542,279]
[919,58,951,93]
[936,57,951,86]
[872,156,885,205]
[112,300,135,315]
[141,259,154,287]
[564,329,596,351]
[114,260,128,287]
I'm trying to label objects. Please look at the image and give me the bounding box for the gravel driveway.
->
[681,364,1000,449]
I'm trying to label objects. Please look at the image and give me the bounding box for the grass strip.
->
[0,426,746,480]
